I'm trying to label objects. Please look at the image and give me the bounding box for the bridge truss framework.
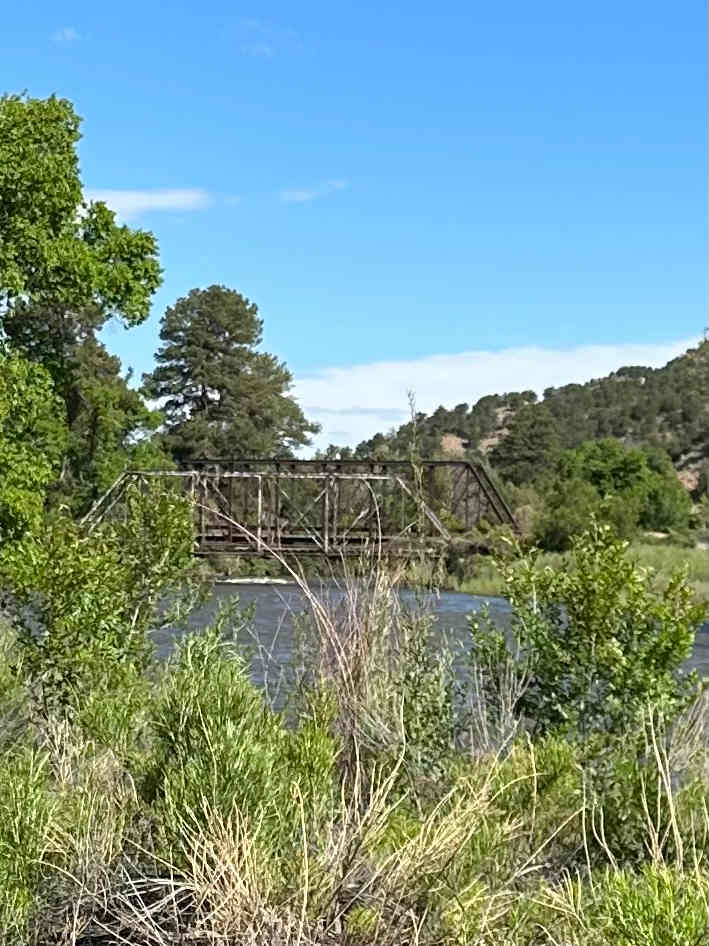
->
[84,458,517,557]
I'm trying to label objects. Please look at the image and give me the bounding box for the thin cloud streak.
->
[239,18,302,56]
[53,26,80,42]
[241,42,274,57]
[85,188,212,221]
[294,337,700,453]
[280,179,349,203]
[306,406,408,420]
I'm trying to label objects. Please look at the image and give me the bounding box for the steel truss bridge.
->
[84,458,517,557]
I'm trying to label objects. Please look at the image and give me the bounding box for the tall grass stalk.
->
[0,512,706,944]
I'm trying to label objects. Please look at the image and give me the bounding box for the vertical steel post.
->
[323,477,330,553]
[464,466,470,530]
[228,474,234,547]
[198,476,205,546]
[256,474,263,552]
[274,475,281,551]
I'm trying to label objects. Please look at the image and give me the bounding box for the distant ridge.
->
[340,340,708,478]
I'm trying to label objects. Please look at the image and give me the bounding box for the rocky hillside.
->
[349,339,708,481]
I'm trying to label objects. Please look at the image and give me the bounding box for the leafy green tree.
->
[0,351,66,542]
[534,478,603,550]
[638,451,693,531]
[3,302,169,510]
[472,521,705,738]
[0,94,166,508]
[0,94,161,318]
[538,440,692,549]
[143,285,320,460]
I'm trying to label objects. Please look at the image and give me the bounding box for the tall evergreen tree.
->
[489,404,561,485]
[143,286,319,460]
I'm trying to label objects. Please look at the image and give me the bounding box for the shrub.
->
[586,864,707,946]
[536,440,693,550]
[0,351,66,546]
[0,483,196,715]
[146,622,336,868]
[471,520,706,738]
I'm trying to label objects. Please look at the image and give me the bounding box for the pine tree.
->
[143,286,319,461]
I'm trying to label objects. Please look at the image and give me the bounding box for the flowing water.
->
[153,580,709,695]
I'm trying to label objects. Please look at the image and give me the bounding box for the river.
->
[153,580,709,699]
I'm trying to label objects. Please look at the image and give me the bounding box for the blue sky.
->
[4,2,706,448]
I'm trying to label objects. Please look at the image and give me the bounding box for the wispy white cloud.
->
[239,18,301,57]
[241,41,275,57]
[53,26,80,43]
[293,337,700,454]
[85,188,212,221]
[280,179,349,204]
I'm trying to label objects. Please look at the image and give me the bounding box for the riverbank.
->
[444,541,708,601]
[209,539,708,602]
[0,526,706,945]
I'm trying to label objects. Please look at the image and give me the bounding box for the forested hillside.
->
[346,340,708,480]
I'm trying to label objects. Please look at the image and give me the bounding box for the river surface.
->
[153,581,709,696]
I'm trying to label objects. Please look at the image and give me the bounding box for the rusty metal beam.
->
[82,460,518,557]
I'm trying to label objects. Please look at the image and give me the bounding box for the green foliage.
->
[0,484,195,710]
[534,477,606,550]
[536,439,692,550]
[3,306,170,511]
[142,285,320,461]
[0,93,165,511]
[0,351,67,542]
[147,622,336,862]
[639,446,694,529]
[580,864,707,946]
[0,750,53,942]
[395,617,457,784]
[471,520,706,738]
[489,404,561,486]
[0,93,161,319]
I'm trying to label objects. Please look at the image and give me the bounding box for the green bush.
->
[394,614,457,787]
[538,864,708,946]
[146,623,336,865]
[0,351,66,546]
[471,520,706,738]
[0,483,196,713]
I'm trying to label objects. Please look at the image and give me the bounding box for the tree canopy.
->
[3,301,168,510]
[0,350,66,542]
[535,439,692,550]
[143,285,320,460]
[0,94,161,320]
[489,404,561,486]
[0,93,167,511]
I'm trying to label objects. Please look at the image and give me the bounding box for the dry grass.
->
[1,513,707,946]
